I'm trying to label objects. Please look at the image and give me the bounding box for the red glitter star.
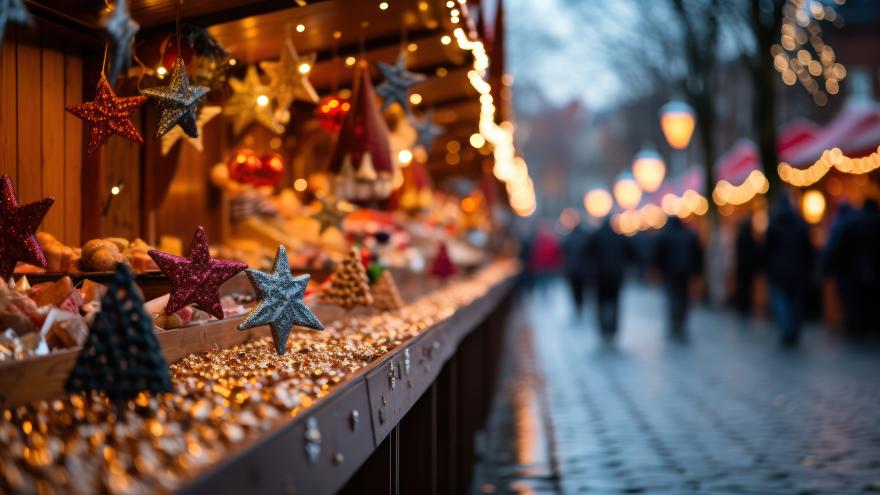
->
[65,75,147,155]
[148,226,246,320]
[0,175,55,279]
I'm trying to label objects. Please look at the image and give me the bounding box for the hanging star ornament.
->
[411,109,444,151]
[224,65,285,135]
[142,58,210,139]
[238,245,323,355]
[0,175,54,279]
[0,0,31,46]
[101,0,139,85]
[148,226,246,320]
[259,38,319,115]
[311,196,349,234]
[66,76,147,154]
[160,105,220,156]
[376,52,426,113]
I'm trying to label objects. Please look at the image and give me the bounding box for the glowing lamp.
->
[801,189,826,224]
[631,148,666,193]
[660,101,696,149]
[583,187,613,218]
[613,173,643,210]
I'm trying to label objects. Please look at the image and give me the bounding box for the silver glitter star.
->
[101,0,139,85]
[141,57,210,138]
[238,245,324,355]
[411,109,444,151]
[376,52,426,113]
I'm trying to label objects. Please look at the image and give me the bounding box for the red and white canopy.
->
[714,120,821,182]
[785,101,880,167]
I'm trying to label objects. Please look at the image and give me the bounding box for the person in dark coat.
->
[734,216,760,317]
[563,224,591,315]
[652,217,703,339]
[584,219,634,339]
[822,203,857,333]
[826,200,880,336]
[764,196,814,346]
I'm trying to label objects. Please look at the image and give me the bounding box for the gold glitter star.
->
[259,39,319,115]
[224,65,285,135]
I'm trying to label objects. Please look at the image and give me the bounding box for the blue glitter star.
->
[411,109,445,151]
[101,0,139,85]
[375,52,426,113]
[239,245,324,355]
[141,58,210,138]
[0,0,30,46]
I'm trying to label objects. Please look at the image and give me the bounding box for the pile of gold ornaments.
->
[0,260,517,494]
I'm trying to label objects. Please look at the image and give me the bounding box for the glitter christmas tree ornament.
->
[224,65,285,135]
[320,248,373,310]
[148,226,246,319]
[141,57,210,138]
[101,0,139,85]
[66,76,147,154]
[376,51,426,113]
[0,175,54,279]
[238,245,324,355]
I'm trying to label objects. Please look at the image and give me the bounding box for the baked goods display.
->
[21,233,161,274]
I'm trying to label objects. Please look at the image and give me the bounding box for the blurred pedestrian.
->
[652,217,703,339]
[529,223,563,293]
[826,200,880,337]
[822,203,857,333]
[563,223,590,314]
[734,216,760,317]
[584,219,634,339]
[764,196,814,346]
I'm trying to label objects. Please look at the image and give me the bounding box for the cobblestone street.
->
[475,280,880,495]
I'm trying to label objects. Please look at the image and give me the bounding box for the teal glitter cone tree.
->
[65,263,172,413]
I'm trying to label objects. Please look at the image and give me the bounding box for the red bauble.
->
[228,148,261,184]
[228,150,285,187]
[315,95,350,133]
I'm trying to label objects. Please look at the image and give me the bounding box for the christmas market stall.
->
[0,0,536,492]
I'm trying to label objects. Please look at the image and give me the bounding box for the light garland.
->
[778,146,880,187]
[443,5,536,217]
[772,0,846,106]
[712,170,769,206]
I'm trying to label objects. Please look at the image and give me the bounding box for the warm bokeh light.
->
[802,189,826,224]
[298,63,311,74]
[293,178,308,192]
[631,148,666,193]
[469,133,486,148]
[398,149,413,166]
[660,101,696,149]
[613,174,643,210]
[256,95,270,107]
[583,188,613,218]
[440,35,452,45]
[559,207,581,230]
[409,93,422,105]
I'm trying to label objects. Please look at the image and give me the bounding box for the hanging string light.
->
[778,146,880,187]
[772,0,846,106]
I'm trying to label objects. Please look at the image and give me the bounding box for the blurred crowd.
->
[520,196,880,346]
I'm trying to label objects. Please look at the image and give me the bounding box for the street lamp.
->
[584,187,614,218]
[631,147,666,193]
[660,100,696,150]
[613,173,643,210]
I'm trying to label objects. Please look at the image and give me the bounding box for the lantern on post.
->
[631,147,666,193]
[613,173,643,210]
[659,101,696,150]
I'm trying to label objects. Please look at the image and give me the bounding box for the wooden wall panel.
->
[0,29,17,183]
[0,28,85,247]
[41,44,65,237]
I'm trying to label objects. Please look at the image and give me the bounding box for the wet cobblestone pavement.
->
[474,280,880,495]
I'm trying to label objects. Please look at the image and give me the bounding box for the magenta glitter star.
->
[148,226,246,319]
[0,175,54,279]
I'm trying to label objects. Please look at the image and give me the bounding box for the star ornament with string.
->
[0,0,31,46]
[66,76,147,155]
[148,226,246,320]
[239,245,323,355]
[411,109,445,151]
[142,58,210,139]
[160,105,221,156]
[259,39,319,114]
[376,52,426,113]
[0,175,54,279]
[101,0,139,85]
[224,65,285,135]
[311,196,349,234]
